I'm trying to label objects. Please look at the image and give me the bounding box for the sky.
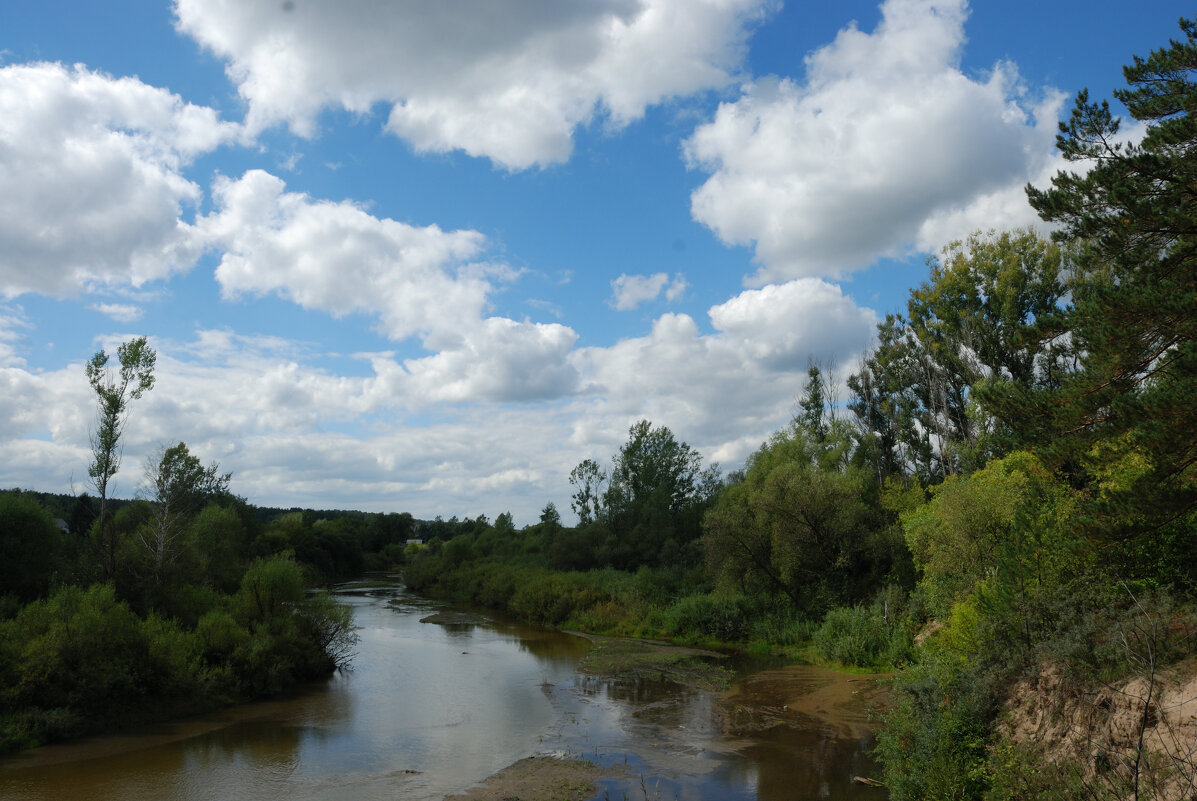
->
[0,0,1187,524]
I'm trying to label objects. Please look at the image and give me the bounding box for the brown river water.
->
[0,578,888,800]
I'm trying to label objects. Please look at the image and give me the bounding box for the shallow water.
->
[0,579,887,800]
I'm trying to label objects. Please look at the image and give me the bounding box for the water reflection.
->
[0,580,886,801]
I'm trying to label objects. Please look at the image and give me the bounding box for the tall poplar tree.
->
[86,336,157,580]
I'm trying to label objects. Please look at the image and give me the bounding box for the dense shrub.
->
[663,594,751,642]
[0,493,69,603]
[0,553,357,751]
[874,651,997,801]
[509,572,607,625]
[0,584,200,734]
[813,606,889,667]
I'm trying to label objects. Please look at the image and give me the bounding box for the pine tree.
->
[1023,17,1197,552]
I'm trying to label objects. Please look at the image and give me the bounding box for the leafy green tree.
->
[849,315,942,484]
[0,493,69,603]
[300,591,359,671]
[902,451,1078,622]
[606,421,702,523]
[493,511,515,535]
[912,230,1073,467]
[798,364,830,443]
[140,442,231,590]
[568,458,607,526]
[189,504,249,593]
[538,502,561,532]
[848,318,920,483]
[703,422,897,613]
[1019,17,1197,545]
[920,231,1072,391]
[565,422,717,568]
[849,230,1072,483]
[364,511,415,552]
[604,420,718,567]
[0,584,194,721]
[67,493,97,537]
[86,336,156,580]
[236,556,305,626]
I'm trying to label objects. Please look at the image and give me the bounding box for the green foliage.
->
[509,571,607,625]
[138,442,232,591]
[189,503,249,593]
[0,584,203,744]
[538,502,562,531]
[798,364,830,442]
[0,483,386,750]
[566,420,718,569]
[875,649,998,801]
[1017,17,1197,552]
[848,230,1072,485]
[237,556,306,625]
[870,24,1197,796]
[196,608,249,667]
[569,458,607,526]
[813,606,890,668]
[86,336,156,581]
[547,521,609,571]
[442,533,476,568]
[703,423,903,615]
[0,492,69,603]
[299,591,359,671]
[663,594,751,642]
[902,451,1078,619]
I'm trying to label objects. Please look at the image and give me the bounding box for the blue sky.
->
[0,0,1187,523]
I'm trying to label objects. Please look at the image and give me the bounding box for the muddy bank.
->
[719,664,890,740]
[457,633,890,800]
[444,755,603,801]
[569,631,734,690]
[568,631,889,738]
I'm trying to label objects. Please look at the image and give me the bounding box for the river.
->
[0,578,887,800]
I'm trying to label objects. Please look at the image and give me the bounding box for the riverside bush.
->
[813,605,891,667]
[874,652,997,801]
[664,593,750,642]
[509,572,607,625]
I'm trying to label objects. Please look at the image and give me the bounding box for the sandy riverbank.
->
[444,755,603,801]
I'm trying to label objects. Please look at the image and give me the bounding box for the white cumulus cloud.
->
[401,317,580,404]
[201,170,494,344]
[610,272,688,310]
[573,277,876,464]
[0,306,32,367]
[684,0,1064,283]
[88,303,145,323]
[0,62,241,298]
[708,278,876,371]
[200,170,584,405]
[174,0,775,169]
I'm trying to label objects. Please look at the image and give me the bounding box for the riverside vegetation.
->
[2,18,1196,800]
[403,21,1197,800]
[0,341,387,751]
